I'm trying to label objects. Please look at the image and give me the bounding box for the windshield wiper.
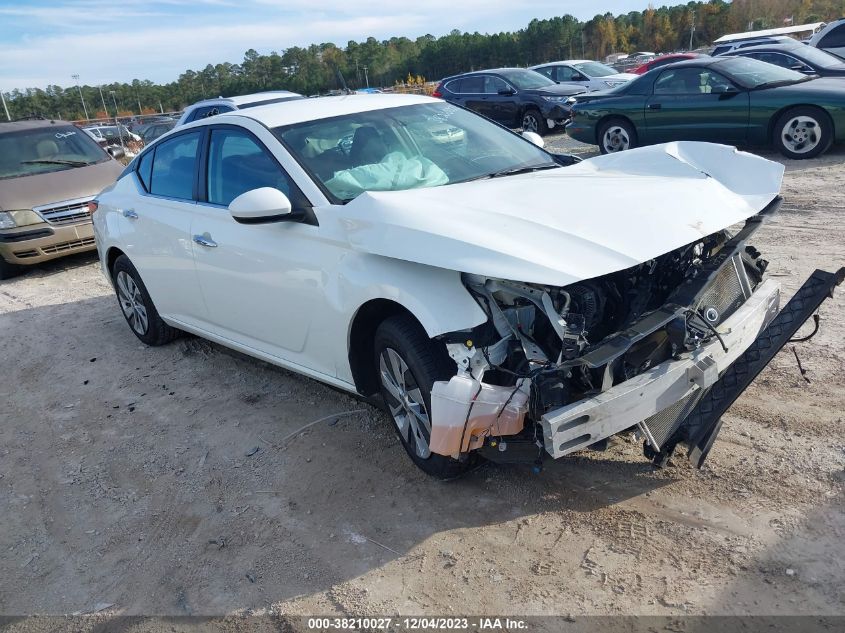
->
[20,159,92,167]
[456,162,559,184]
[490,162,559,178]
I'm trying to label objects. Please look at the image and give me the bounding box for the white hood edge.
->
[322,142,784,287]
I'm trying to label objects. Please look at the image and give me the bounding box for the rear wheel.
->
[598,118,637,154]
[373,314,476,479]
[522,108,549,136]
[773,106,833,159]
[111,255,180,346]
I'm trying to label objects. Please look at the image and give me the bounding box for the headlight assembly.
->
[543,96,569,103]
[0,209,45,229]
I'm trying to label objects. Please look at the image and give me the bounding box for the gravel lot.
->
[1,136,843,620]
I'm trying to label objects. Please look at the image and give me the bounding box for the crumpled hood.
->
[324,142,784,287]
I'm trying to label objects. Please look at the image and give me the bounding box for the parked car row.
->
[565,48,845,159]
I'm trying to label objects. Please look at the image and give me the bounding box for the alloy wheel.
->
[522,113,539,133]
[603,125,631,152]
[379,347,432,459]
[781,115,821,155]
[116,271,149,335]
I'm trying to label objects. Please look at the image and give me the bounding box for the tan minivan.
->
[0,119,125,279]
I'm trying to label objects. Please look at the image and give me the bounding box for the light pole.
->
[109,90,125,152]
[72,74,90,121]
[0,88,10,121]
[362,66,369,88]
[689,10,696,50]
[98,86,108,119]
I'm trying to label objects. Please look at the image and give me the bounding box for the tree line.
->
[3,0,843,121]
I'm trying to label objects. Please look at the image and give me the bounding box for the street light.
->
[98,86,108,119]
[0,88,10,121]
[72,74,90,121]
[109,90,125,153]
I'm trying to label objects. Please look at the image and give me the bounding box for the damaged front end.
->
[430,197,843,468]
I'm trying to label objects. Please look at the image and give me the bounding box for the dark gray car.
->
[433,68,586,135]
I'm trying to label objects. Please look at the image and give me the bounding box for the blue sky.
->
[0,0,654,89]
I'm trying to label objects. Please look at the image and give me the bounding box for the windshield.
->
[497,69,556,90]
[0,125,108,180]
[791,45,845,69]
[720,56,808,87]
[275,102,555,202]
[573,61,619,77]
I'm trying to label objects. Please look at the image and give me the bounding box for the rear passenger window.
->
[460,76,484,93]
[149,132,200,200]
[137,150,153,191]
[206,128,304,207]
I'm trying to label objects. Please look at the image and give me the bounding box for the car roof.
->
[0,119,74,133]
[208,93,437,129]
[444,67,538,79]
[725,42,806,54]
[187,91,301,108]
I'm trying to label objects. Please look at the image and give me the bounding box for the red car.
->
[633,53,703,74]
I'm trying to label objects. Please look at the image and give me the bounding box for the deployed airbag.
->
[325,152,448,200]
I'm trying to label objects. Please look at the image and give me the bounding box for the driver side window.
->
[654,68,732,94]
[556,66,578,81]
[206,128,305,208]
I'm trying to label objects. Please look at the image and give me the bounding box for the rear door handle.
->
[192,234,218,248]
[122,208,138,219]
[647,103,662,110]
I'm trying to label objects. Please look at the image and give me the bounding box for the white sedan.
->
[91,94,829,478]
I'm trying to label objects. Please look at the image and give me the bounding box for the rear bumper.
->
[541,278,782,459]
[0,221,96,265]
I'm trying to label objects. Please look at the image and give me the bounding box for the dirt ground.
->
[1,137,843,621]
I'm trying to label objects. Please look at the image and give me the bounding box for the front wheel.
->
[773,107,833,159]
[522,108,549,136]
[598,118,637,154]
[373,314,477,479]
[111,255,180,346]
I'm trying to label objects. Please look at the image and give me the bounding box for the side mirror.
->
[107,146,125,160]
[498,88,516,96]
[228,187,293,224]
[522,131,544,148]
[571,73,586,81]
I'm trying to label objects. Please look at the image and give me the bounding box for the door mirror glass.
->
[521,131,544,148]
[228,187,292,224]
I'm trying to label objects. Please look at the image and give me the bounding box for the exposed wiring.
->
[789,313,820,343]
[686,309,729,354]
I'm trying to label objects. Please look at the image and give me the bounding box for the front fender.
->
[335,252,488,339]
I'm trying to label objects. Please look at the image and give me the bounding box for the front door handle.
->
[122,208,138,219]
[192,234,218,248]
[647,103,662,110]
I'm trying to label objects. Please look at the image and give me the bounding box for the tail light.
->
[88,200,99,215]
[432,83,444,98]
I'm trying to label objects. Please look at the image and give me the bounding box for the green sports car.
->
[566,56,845,159]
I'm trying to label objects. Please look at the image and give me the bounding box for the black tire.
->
[373,314,478,479]
[772,106,833,160]
[0,257,21,280]
[111,255,180,346]
[521,108,549,136]
[597,117,638,154]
